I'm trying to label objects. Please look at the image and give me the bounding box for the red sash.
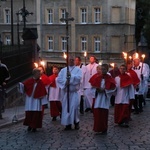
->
[89,73,116,90]
[119,73,133,88]
[23,78,47,98]
[128,69,140,87]
[41,74,50,86]
[49,74,58,88]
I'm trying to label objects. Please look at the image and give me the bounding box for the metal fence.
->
[1,45,34,88]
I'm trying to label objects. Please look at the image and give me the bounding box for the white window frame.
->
[60,8,66,24]
[5,35,11,45]
[4,8,11,24]
[81,8,87,24]
[94,37,101,52]
[47,9,53,24]
[61,37,67,51]
[94,8,101,24]
[48,36,53,51]
[81,37,87,51]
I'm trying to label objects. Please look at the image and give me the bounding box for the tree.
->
[135,0,150,47]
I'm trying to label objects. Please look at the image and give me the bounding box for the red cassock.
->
[115,73,134,125]
[23,78,47,129]
[89,73,116,133]
[49,74,62,118]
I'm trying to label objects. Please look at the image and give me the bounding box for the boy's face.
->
[90,57,95,64]
[34,71,41,79]
[119,66,126,74]
[38,67,44,75]
[53,67,59,74]
[96,66,102,74]
[101,66,107,75]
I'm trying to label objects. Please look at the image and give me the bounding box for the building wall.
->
[0,0,136,65]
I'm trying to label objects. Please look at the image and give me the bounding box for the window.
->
[5,9,11,23]
[111,7,121,23]
[81,8,87,24]
[61,37,67,51]
[81,37,87,51]
[48,36,53,51]
[60,9,66,24]
[94,37,101,52]
[47,9,53,24]
[111,36,120,52]
[5,35,11,45]
[94,8,101,23]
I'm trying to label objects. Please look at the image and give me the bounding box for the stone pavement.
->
[0,100,150,150]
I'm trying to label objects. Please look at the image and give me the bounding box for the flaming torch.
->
[122,52,127,65]
[63,52,67,59]
[84,51,87,65]
[141,54,145,75]
[110,63,115,77]
[34,62,38,68]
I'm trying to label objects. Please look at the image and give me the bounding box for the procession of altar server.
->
[17,53,150,134]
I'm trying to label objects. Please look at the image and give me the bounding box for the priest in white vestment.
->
[56,56,82,130]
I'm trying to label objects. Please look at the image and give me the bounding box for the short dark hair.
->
[75,56,81,61]
[102,64,109,71]
[53,65,59,70]
[120,64,127,70]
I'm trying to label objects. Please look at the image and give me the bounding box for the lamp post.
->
[16,12,20,48]
[20,0,33,29]
[10,0,14,46]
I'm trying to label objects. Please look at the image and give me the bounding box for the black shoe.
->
[52,117,57,121]
[74,122,80,130]
[85,108,91,112]
[119,122,129,128]
[80,110,84,115]
[31,128,37,132]
[64,125,72,131]
[27,126,32,131]
[101,130,107,135]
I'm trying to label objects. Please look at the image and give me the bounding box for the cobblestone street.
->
[0,101,150,150]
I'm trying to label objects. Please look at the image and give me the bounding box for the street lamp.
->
[20,0,33,29]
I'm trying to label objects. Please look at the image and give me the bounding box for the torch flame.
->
[40,61,45,67]
[34,63,38,68]
[110,63,115,68]
[141,54,145,59]
[129,56,132,60]
[135,53,139,59]
[84,51,87,57]
[63,52,67,59]
[122,52,127,59]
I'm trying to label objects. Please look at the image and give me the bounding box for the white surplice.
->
[18,82,45,111]
[56,66,82,125]
[115,77,135,104]
[83,63,98,109]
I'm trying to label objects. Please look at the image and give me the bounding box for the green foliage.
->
[135,0,150,47]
